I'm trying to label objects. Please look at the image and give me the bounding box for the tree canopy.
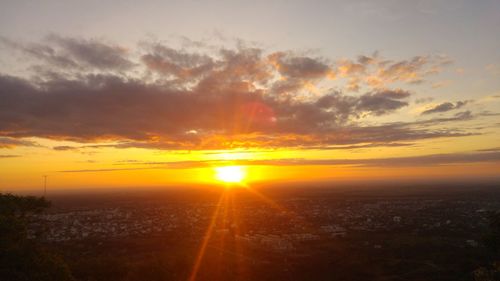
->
[0,193,74,281]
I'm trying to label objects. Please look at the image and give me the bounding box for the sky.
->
[0,0,499,191]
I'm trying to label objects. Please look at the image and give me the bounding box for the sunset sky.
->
[1,0,499,191]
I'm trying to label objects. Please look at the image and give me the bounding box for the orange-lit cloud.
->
[336,53,452,90]
[56,149,500,173]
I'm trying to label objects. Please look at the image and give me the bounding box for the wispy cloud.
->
[421,100,470,115]
[0,154,20,158]
[57,150,500,173]
[1,35,134,71]
[0,137,38,149]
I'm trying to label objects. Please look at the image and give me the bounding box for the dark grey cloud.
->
[411,111,473,127]
[307,89,410,124]
[356,89,410,115]
[264,51,334,95]
[0,137,38,149]
[52,146,78,151]
[269,52,331,79]
[421,100,469,115]
[357,54,377,65]
[141,42,215,79]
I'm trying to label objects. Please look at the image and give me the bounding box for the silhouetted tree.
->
[0,193,74,281]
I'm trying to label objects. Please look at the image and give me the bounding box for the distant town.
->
[20,185,499,280]
[31,189,494,247]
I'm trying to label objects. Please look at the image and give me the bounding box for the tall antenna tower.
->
[43,175,48,197]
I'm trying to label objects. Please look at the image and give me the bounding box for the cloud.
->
[52,146,79,151]
[57,150,500,173]
[162,150,500,167]
[477,147,500,152]
[140,42,216,79]
[336,53,452,91]
[0,154,20,158]
[53,141,413,152]
[0,36,471,150]
[1,35,134,71]
[303,142,414,150]
[356,89,410,115]
[276,150,500,167]
[421,100,469,115]
[0,72,428,149]
[269,52,332,79]
[0,137,38,149]
[47,35,134,71]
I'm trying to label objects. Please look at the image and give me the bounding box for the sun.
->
[214,166,246,184]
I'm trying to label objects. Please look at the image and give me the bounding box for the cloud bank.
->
[0,35,478,150]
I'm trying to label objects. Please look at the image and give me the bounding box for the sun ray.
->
[213,192,230,280]
[187,191,226,281]
[229,191,250,279]
[188,182,316,281]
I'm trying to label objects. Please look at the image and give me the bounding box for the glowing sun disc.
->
[214,166,246,183]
